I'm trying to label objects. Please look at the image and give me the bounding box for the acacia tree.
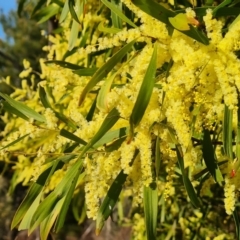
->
[1,0,240,239]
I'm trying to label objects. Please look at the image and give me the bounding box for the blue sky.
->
[0,0,17,39]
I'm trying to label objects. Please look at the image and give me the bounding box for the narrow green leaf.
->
[229,14,240,30]
[54,111,78,130]
[31,0,48,17]
[30,109,119,230]
[233,208,240,240]
[68,14,80,51]
[213,0,232,16]
[202,130,224,183]
[93,127,127,149]
[68,0,81,24]
[167,127,200,207]
[98,21,122,34]
[175,6,240,17]
[130,43,157,129]
[54,172,80,232]
[30,159,83,231]
[96,170,128,234]
[73,67,98,76]
[132,0,174,25]
[11,183,43,229]
[0,133,29,151]
[86,98,96,121]
[105,136,126,152]
[97,72,118,112]
[39,86,52,109]
[68,0,83,50]
[60,129,87,145]
[84,108,120,152]
[193,160,228,180]
[101,0,137,28]
[0,93,46,123]
[72,188,86,224]
[13,157,64,230]
[18,193,42,230]
[39,86,77,130]
[176,148,200,208]
[144,182,158,240]
[52,0,64,6]
[18,0,27,17]
[79,39,136,105]
[110,0,122,29]
[45,60,83,70]
[30,193,60,232]
[215,7,240,16]
[132,0,209,45]
[40,197,65,240]
[223,105,233,159]
[32,5,59,24]
[1,101,29,121]
[59,0,69,23]
[187,25,209,45]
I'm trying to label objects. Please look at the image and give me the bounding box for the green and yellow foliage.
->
[1,0,240,239]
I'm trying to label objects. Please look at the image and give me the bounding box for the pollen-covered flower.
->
[224,178,236,215]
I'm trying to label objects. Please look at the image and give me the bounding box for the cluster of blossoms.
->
[1,1,240,237]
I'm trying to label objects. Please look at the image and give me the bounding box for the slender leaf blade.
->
[97,72,117,112]
[130,43,157,129]
[18,0,27,17]
[233,208,240,240]
[132,0,174,24]
[0,133,30,151]
[98,21,122,34]
[213,0,232,16]
[73,68,98,76]
[32,0,48,16]
[18,193,42,230]
[11,183,43,229]
[68,0,81,24]
[60,129,87,145]
[45,60,83,70]
[143,182,158,240]
[84,108,120,153]
[96,170,128,234]
[79,40,136,105]
[223,105,233,159]
[101,0,137,28]
[39,86,52,109]
[0,93,46,123]
[176,148,200,208]
[202,130,224,183]
[39,197,65,240]
[1,101,29,121]
[32,5,59,24]
[54,171,80,231]
[59,0,69,23]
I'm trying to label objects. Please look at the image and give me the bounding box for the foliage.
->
[1,0,240,239]
[0,2,48,88]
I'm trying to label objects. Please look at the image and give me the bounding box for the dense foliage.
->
[1,0,240,239]
[0,3,47,88]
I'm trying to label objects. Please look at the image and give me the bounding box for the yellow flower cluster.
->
[1,0,240,224]
[224,178,236,215]
[131,213,146,240]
